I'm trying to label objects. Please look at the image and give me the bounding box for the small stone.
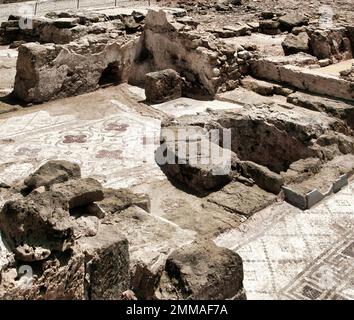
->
[319,58,332,67]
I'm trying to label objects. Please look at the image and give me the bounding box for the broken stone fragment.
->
[106,206,195,299]
[241,76,279,96]
[261,11,276,19]
[121,16,141,32]
[214,3,230,12]
[78,224,130,300]
[207,28,237,38]
[15,244,51,262]
[99,188,151,214]
[73,215,100,239]
[0,181,10,189]
[0,191,74,262]
[207,181,277,217]
[259,20,280,35]
[50,178,104,209]
[24,160,81,192]
[156,126,236,194]
[53,18,79,29]
[241,161,284,194]
[155,240,245,300]
[281,157,322,185]
[223,24,250,37]
[287,91,354,129]
[282,32,310,55]
[176,16,199,28]
[132,11,146,23]
[310,28,353,61]
[145,69,183,104]
[0,249,86,300]
[70,203,105,219]
[278,12,309,31]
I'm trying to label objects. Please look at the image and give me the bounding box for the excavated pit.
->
[225,119,315,174]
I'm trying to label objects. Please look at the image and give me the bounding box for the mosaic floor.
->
[215,185,354,300]
[0,84,353,300]
[0,85,164,191]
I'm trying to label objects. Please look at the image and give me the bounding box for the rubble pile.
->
[0,161,245,300]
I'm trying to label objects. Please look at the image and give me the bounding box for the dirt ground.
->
[160,0,354,28]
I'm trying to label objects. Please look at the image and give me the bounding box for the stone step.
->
[251,55,354,101]
[287,91,354,129]
[282,154,354,209]
[207,181,278,217]
[240,75,294,96]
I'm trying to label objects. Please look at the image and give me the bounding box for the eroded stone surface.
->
[155,239,245,300]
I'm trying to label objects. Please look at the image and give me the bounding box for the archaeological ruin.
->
[0,0,353,302]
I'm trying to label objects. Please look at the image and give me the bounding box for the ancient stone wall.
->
[10,9,249,103]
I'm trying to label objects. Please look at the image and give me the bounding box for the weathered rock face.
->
[0,161,131,299]
[278,12,309,31]
[24,160,81,192]
[0,192,74,262]
[101,205,195,299]
[0,10,144,46]
[12,9,245,103]
[282,32,310,55]
[145,69,182,103]
[240,161,284,194]
[78,224,130,300]
[156,125,237,194]
[347,26,354,52]
[250,55,354,101]
[99,188,151,214]
[13,36,141,103]
[287,91,354,129]
[259,20,280,35]
[50,178,104,209]
[155,240,245,300]
[310,28,353,61]
[158,102,354,210]
[0,249,86,300]
[207,182,277,217]
[0,160,246,300]
[142,10,243,98]
[340,63,354,82]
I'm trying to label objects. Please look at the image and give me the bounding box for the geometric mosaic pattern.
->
[282,234,354,300]
[215,183,354,300]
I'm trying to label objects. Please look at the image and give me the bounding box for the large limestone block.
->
[145,69,182,103]
[78,224,130,300]
[0,192,74,262]
[104,206,195,299]
[155,240,245,300]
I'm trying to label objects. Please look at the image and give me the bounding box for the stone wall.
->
[142,10,243,98]
[11,9,250,103]
[14,37,142,102]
